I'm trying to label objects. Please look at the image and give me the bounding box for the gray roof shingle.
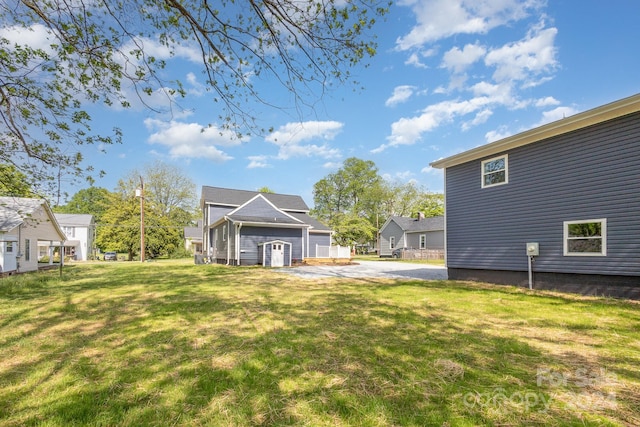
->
[389,215,444,233]
[201,186,310,212]
[0,197,45,232]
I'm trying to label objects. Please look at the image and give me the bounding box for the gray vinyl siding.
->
[406,233,421,249]
[309,232,331,257]
[239,226,303,265]
[207,206,232,223]
[445,112,640,276]
[379,221,405,256]
[232,197,296,222]
[407,231,445,250]
[210,221,231,263]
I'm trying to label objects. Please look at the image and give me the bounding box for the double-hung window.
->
[563,219,607,256]
[482,154,508,188]
[389,236,395,249]
[419,234,426,249]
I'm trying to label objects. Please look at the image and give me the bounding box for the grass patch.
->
[0,260,638,426]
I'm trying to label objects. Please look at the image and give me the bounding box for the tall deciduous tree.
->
[95,162,196,258]
[311,158,444,246]
[53,187,112,223]
[96,177,183,260]
[312,157,383,223]
[1,1,388,193]
[382,181,444,219]
[143,161,198,226]
[0,163,36,197]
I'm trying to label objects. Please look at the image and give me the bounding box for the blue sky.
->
[22,1,640,206]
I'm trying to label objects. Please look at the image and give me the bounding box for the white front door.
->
[271,243,284,267]
[1,241,17,273]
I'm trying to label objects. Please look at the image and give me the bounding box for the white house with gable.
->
[54,214,95,261]
[0,197,66,274]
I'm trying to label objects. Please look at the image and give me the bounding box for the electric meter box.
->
[526,242,539,256]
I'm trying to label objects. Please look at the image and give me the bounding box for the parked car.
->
[391,247,410,258]
[104,252,117,261]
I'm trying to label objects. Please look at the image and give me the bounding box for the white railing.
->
[315,244,351,259]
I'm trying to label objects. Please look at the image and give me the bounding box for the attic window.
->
[482,154,508,188]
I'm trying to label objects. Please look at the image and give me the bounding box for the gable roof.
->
[201,186,309,212]
[226,194,304,226]
[385,215,444,233]
[0,197,65,239]
[288,212,332,232]
[184,220,202,240]
[430,93,640,169]
[54,213,94,227]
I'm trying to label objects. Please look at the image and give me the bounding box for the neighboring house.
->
[0,197,66,274]
[184,220,203,254]
[379,214,444,257]
[201,186,333,266]
[430,93,640,298]
[54,214,95,261]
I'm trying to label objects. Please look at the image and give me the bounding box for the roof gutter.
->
[430,93,640,169]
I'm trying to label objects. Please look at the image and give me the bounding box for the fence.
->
[315,245,352,259]
[399,249,444,260]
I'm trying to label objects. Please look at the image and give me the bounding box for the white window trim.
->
[419,234,426,249]
[389,236,395,250]
[481,154,509,188]
[563,218,607,256]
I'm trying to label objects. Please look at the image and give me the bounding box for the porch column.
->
[48,242,54,266]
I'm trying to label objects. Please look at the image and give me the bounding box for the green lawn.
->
[1,260,638,426]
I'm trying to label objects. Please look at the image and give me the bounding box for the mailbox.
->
[526,242,539,256]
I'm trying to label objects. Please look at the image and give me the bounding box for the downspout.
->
[225,217,230,265]
[236,222,242,266]
[17,224,22,272]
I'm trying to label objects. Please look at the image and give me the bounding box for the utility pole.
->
[136,176,145,262]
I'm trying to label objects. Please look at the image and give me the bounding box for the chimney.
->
[417,212,425,220]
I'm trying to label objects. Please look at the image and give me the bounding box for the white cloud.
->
[386,85,418,107]
[533,106,579,127]
[485,25,558,83]
[144,119,247,163]
[404,48,437,68]
[485,126,513,143]
[396,0,543,50]
[322,161,343,169]
[441,43,486,73]
[247,155,270,169]
[375,97,492,152]
[405,52,428,68]
[185,72,206,97]
[0,23,54,53]
[266,121,343,160]
[535,96,561,107]
[421,165,443,176]
[462,109,493,131]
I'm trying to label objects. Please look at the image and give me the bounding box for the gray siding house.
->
[430,93,640,298]
[201,186,332,266]
[379,214,444,257]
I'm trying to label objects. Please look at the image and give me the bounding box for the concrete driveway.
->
[280,260,447,280]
